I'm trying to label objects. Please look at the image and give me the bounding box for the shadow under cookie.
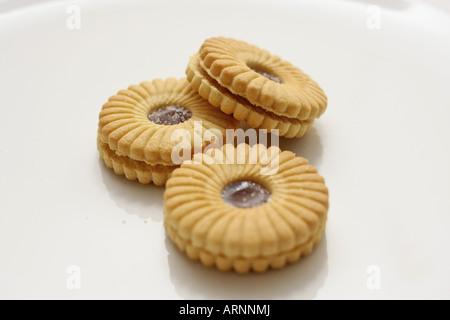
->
[279,126,323,167]
[99,158,165,222]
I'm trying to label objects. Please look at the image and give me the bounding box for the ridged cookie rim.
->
[98,135,177,186]
[165,220,325,274]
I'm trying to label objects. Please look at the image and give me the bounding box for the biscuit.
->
[98,78,239,184]
[164,144,329,273]
[186,37,327,137]
[186,53,314,138]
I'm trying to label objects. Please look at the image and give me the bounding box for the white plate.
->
[1,0,449,300]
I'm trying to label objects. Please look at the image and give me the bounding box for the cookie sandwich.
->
[98,78,239,185]
[164,143,329,273]
[186,37,327,138]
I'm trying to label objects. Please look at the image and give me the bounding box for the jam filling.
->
[148,105,192,125]
[221,180,271,208]
[251,68,281,83]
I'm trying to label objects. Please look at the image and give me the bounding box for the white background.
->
[0,0,449,299]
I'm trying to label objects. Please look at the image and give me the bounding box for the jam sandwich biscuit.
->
[98,78,239,185]
[186,37,327,138]
[163,144,329,273]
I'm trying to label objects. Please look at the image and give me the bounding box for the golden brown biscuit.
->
[186,37,327,138]
[98,78,239,185]
[164,144,329,273]
[99,78,239,166]
[186,53,315,138]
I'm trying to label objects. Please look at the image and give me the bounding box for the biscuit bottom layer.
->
[165,220,325,274]
[97,136,177,186]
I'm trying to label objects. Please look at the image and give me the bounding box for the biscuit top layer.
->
[148,105,192,125]
[221,180,271,208]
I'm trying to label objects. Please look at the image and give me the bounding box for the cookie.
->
[164,144,329,273]
[98,77,239,185]
[185,37,327,138]
[186,54,314,138]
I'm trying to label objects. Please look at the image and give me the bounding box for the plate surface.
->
[0,0,449,299]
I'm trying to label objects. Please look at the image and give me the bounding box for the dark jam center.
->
[222,180,271,208]
[148,105,192,125]
[251,68,281,83]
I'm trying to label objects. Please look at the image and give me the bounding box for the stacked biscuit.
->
[98,77,238,185]
[164,144,329,273]
[186,37,327,138]
[97,37,329,273]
